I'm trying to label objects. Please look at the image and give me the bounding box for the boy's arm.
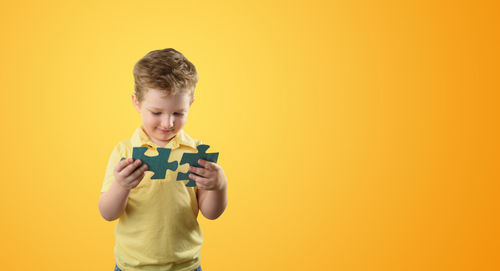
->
[197,186,228,220]
[99,181,131,221]
[191,159,228,220]
[98,158,148,221]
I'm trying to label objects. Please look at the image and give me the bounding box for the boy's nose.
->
[161,115,174,128]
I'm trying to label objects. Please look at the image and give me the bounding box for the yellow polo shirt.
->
[101,126,203,271]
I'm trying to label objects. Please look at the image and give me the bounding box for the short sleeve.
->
[100,143,124,193]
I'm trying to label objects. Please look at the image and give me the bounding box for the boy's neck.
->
[140,126,177,148]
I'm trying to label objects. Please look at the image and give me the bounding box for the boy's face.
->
[132,88,194,147]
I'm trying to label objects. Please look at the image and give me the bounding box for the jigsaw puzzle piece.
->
[121,147,178,179]
[176,144,219,187]
[176,172,196,187]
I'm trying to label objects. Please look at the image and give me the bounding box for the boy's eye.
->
[151,111,183,116]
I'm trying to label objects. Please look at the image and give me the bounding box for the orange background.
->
[1,0,498,270]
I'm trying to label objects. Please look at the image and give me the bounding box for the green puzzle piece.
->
[120,147,178,179]
[177,144,219,187]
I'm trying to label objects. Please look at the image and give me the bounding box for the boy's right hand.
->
[113,158,149,190]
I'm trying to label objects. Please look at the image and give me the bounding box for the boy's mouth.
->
[158,128,173,133]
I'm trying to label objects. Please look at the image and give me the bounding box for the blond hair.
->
[133,48,198,102]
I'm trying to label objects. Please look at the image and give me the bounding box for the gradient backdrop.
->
[1,0,498,270]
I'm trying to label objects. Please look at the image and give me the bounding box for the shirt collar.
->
[130,126,198,150]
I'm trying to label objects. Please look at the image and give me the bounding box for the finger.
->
[129,163,148,180]
[196,182,208,189]
[115,158,133,172]
[189,173,208,186]
[196,180,208,189]
[130,175,144,188]
[198,159,217,170]
[121,159,143,176]
[133,171,146,184]
[189,166,209,178]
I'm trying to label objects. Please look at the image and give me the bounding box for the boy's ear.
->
[131,93,141,112]
[190,98,195,106]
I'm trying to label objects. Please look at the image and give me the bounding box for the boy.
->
[98,48,228,271]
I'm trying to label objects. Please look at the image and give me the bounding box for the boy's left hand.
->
[189,159,227,191]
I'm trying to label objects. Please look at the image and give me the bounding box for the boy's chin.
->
[154,131,176,141]
[156,129,174,135]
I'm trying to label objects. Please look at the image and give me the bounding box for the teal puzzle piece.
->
[121,147,178,179]
[176,145,219,187]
